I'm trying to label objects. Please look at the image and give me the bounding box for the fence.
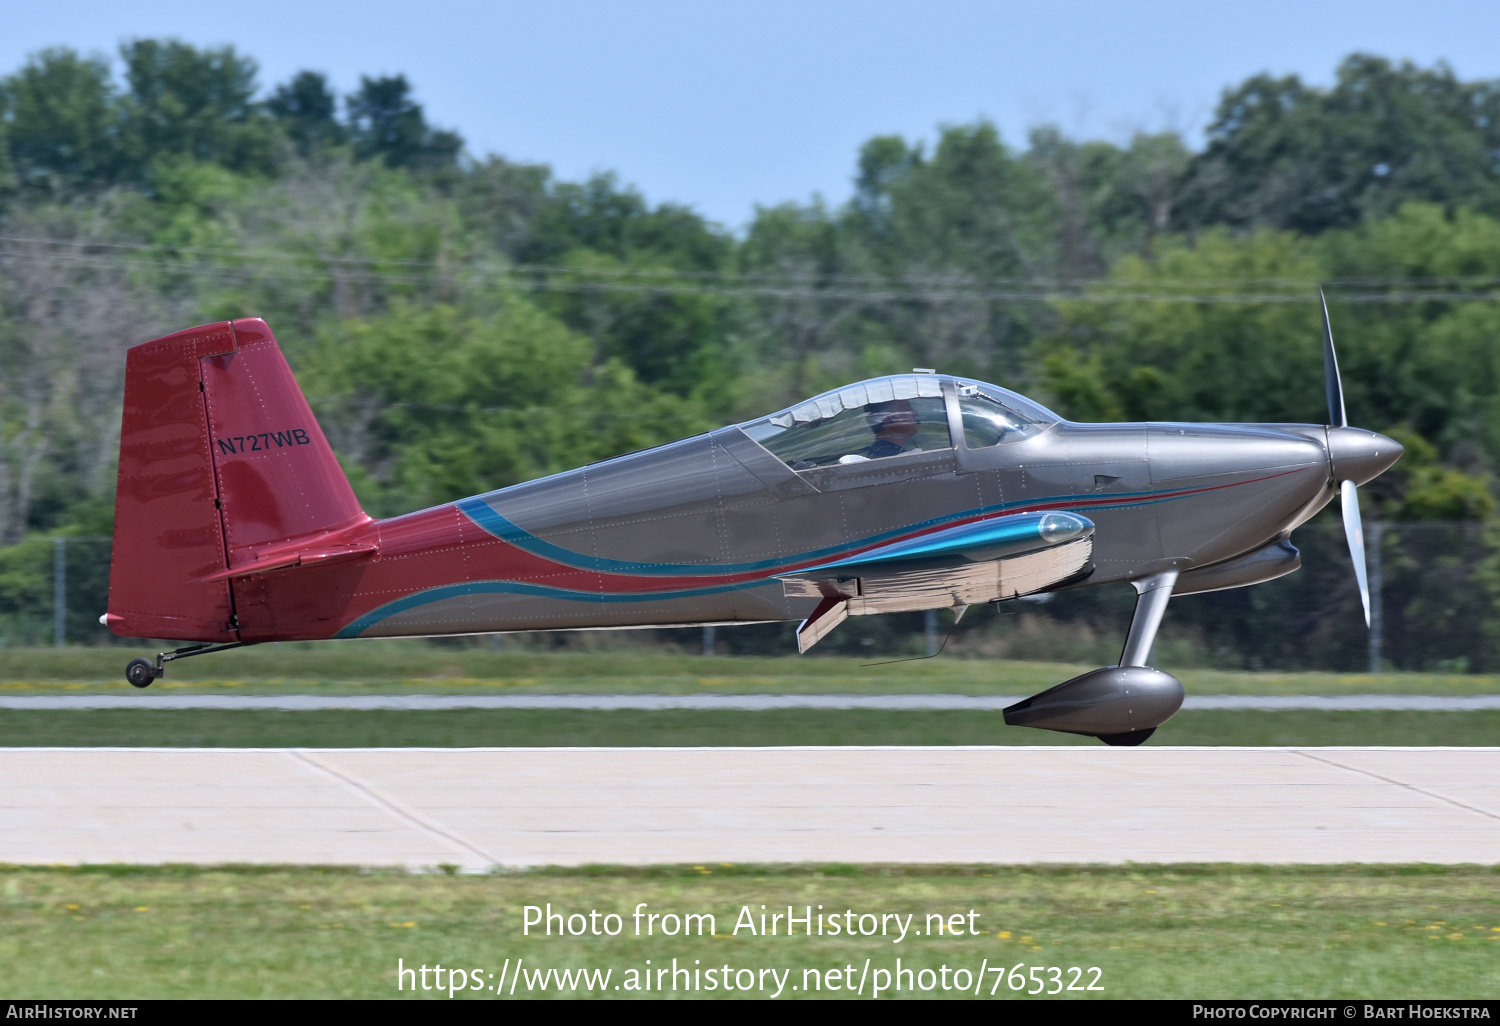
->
[0,535,115,648]
[947,517,1498,674]
[2,517,1495,672]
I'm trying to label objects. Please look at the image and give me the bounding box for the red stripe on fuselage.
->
[239,465,1314,640]
[373,466,1309,594]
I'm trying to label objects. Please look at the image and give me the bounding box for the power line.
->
[305,395,712,424]
[7,232,1500,289]
[5,234,1500,303]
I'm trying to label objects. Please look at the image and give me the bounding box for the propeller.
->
[1340,479,1371,626]
[1321,289,1371,627]
[1321,290,1346,429]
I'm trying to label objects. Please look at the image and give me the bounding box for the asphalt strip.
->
[1,693,1497,711]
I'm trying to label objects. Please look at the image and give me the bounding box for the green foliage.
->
[1318,204,1500,453]
[1088,131,1194,252]
[551,252,738,401]
[855,122,1057,277]
[1039,229,1326,423]
[0,533,111,646]
[0,534,51,634]
[1039,207,1500,510]
[300,297,708,515]
[346,74,461,171]
[1035,347,1123,423]
[524,172,730,268]
[1372,429,1493,521]
[266,71,345,156]
[0,49,118,193]
[0,41,465,193]
[1185,54,1500,231]
[117,39,277,182]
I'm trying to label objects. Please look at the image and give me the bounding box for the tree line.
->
[2,41,1500,665]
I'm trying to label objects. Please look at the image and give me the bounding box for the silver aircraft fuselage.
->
[330,373,1400,640]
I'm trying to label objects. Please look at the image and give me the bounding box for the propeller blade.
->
[1340,479,1371,627]
[1321,288,1347,428]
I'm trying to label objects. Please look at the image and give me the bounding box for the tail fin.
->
[107,318,369,640]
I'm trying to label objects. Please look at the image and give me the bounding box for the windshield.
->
[955,386,1046,447]
[741,375,952,470]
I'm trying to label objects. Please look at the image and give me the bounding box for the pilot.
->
[864,399,922,459]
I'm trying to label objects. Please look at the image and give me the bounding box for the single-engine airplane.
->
[106,295,1400,744]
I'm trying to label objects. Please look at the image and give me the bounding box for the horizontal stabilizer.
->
[199,541,376,582]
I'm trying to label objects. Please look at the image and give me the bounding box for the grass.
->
[6,645,1494,747]
[2,646,1499,696]
[0,709,1497,747]
[2,864,1498,999]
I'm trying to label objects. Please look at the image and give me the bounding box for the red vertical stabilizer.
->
[107,319,370,641]
[199,319,367,563]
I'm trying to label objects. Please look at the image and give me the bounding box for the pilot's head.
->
[867,399,920,444]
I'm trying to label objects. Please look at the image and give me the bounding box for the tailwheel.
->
[1097,728,1155,747]
[125,658,158,689]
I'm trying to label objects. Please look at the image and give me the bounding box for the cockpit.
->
[739,373,1057,470]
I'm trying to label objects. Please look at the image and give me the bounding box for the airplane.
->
[106,295,1400,745]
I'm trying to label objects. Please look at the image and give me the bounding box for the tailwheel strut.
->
[124,642,244,688]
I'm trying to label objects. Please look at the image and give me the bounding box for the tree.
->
[0,201,183,543]
[516,172,735,400]
[1097,131,1193,251]
[1036,206,1500,514]
[1037,228,1328,424]
[267,70,346,156]
[841,123,1060,382]
[454,155,550,258]
[299,297,706,513]
[346,75,461,170]
[1,48,120,193]
[117,39,276,180]
[740,200,866,401]
[1182,55,1500,233]
[1317,203,1500,461]
[521,172,728,269]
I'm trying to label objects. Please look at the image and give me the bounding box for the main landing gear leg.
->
[125,642,245,688]
[1118,570,1178,668]
[1097,570,1179,746]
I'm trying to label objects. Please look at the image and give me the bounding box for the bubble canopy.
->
[739,374,1058,469]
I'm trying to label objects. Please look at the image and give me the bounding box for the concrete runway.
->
[5,747,1498,870]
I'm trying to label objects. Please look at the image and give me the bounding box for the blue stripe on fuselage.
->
[455,485,1201,577]
[337,475,1284,638]
[333,578,764,639]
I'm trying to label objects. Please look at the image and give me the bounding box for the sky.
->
[4,0,1500,229]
